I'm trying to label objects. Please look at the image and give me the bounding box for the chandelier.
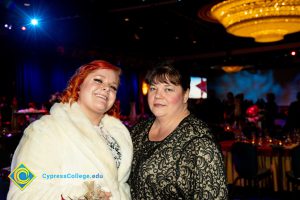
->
[210,0,300,42]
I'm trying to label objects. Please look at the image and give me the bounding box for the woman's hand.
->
[97,191,111,200]
[84,181,112,200]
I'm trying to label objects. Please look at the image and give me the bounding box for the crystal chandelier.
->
[210,0,300,42]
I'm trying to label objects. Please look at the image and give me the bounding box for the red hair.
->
[60,60,121,117]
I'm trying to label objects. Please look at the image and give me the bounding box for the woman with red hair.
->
[8,60,133,200]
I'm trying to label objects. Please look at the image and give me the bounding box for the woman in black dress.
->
[129,65,228,199]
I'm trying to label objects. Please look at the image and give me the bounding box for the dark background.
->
[1,0,300,111]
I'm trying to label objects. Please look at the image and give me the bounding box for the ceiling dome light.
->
[210,0,300,43]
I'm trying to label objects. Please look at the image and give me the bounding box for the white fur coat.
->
[7,102,133,200]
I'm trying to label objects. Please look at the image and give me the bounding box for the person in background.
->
[263,92,278,134]
[128,65,228,199]
[223,91,235,125]
[7,60,133,200]
[286,91,300,130]
[10,96,19,130]
[200,89,224,126]
[43,92,62,111]
[0,95,12,128]
[233,93,246,129]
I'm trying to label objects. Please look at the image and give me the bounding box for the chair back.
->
[231,142,258,179]
[291,145,300,178]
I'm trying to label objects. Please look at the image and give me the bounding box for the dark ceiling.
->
[1,0,300,72]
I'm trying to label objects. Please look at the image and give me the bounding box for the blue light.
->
[30,19,38,26]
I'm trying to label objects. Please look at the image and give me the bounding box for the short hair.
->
[145,65,190,92]
[60,60,121,117]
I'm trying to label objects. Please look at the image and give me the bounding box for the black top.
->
[129,114,228,200]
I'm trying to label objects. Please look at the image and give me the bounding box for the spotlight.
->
[30,19,38,26]
[4,24,12,29]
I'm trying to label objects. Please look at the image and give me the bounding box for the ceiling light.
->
[30,19,38,26]
[142,81,149,95]
[222,65,244,73]
[290,50,297,56]
[210,0,300,43]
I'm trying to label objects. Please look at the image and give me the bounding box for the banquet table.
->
[12,109,48,130]
[219,139,298,191]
